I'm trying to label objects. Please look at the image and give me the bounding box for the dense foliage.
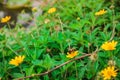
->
[0,0,120,80]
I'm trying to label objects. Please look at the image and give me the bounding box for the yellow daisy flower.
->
[100,66,117,80]
[66,50,78,58]
[101,40,117,51]
[9,55,25,66]
[1,16,11,23]
[48,7,56,14]
[95,9,107,16]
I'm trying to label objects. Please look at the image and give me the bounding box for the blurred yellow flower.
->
[100,66,117,80]
[77,17,80,21]
[32,7,37,12]
[1,16,11,23]
[66,51,78,58]
[9,55,25,66]
[95,9,107,16]
[48,7,56,14]
[101,40,117,50]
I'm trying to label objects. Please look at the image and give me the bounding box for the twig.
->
[15,53,91,80]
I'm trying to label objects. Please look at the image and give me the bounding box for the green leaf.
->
[23,65,34,76]
[32,59,41,66]
[78,67,86,79]
[42,54,54,69]
[13,73,24,78]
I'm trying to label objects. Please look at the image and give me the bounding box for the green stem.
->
[19,65,24,76]
[109,51,113,60]
[7,22,11,30]
[31,34,37,59]
[74,61,78,78]
[58,16,64,33]
[7,45,18,55]
[109,0,116,41]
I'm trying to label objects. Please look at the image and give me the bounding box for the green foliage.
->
[0,0,120,80]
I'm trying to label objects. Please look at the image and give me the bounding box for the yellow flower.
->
[100,66,117,80]
[48,7,56,14]
[66,51,78,58]
[1,16,11,23]
[32,7,37,12]
[77,17,80,21]
[95,9,107,16]
[101,40,117,50]
[9,55,25,66]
